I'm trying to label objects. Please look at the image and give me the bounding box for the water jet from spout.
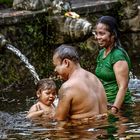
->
[0,34,40,84]
[6,44,40,84]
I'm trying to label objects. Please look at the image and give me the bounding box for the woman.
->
[95,16,132,114]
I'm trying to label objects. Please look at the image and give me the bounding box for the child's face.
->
[38,88,56,106]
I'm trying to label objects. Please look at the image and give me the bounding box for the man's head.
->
[53,44,79,80]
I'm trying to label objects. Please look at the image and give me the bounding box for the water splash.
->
[129,72,140,92]
[6,44,40,84]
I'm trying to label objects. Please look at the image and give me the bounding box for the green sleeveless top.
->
[95,47,132,103]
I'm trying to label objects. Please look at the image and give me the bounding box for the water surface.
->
[0,84,140,140]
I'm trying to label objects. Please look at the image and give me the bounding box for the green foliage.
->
[116,0,125,18]
[0,0,13,5]
[79,42,89,51]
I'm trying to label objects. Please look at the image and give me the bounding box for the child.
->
[26,78,57,120]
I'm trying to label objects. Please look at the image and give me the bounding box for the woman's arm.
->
[112,60,129,113]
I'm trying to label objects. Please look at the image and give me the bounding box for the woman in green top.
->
[95,16,132,114]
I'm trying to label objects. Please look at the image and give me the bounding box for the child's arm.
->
[26,104,44,119]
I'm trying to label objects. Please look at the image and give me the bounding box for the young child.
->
[26,78,57,120]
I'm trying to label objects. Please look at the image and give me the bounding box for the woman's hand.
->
[111,106,119,114]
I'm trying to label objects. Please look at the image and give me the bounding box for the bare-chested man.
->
[53,44,107,121]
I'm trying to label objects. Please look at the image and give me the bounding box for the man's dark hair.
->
[54,44,80,63]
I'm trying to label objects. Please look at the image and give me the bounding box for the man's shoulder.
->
[61,78,78,87]
[59,81,78,95]
[60,81,71,89]
[59,82,71,94]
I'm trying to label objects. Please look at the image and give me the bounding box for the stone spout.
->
[64,17,93,41]
[51,16,93,44]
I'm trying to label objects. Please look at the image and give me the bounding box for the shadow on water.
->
[0,68,139,139]
[0,87,140,139]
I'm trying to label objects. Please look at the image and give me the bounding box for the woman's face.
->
[95,23,115,49]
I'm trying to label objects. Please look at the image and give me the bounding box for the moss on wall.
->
[0,0,13,9]
[0,14,55,89]
[0,0,139,90]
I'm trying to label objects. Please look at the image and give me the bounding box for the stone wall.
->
[118,0,140,57]
[0,0,139,90]
[0,12,54,89]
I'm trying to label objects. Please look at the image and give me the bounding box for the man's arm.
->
[55,86,72,121]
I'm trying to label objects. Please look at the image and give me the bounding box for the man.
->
[53,44,107,121]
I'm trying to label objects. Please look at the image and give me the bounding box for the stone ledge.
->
[0,9,47,25]
[71,0,118,14]
[0,0,118,25]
